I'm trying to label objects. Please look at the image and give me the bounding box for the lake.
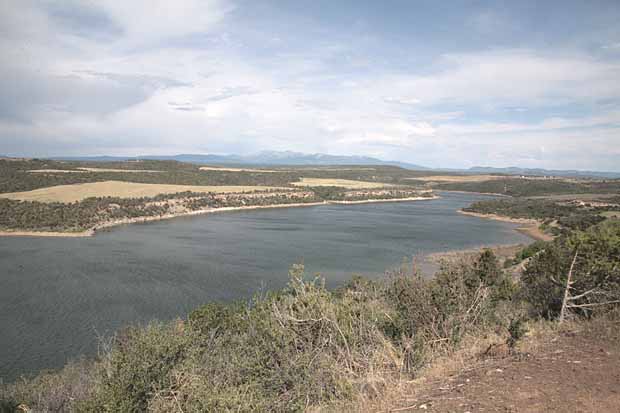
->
[0,191,531,380]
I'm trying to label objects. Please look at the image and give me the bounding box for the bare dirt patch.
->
[199,166,282,173]
[27,169,87,173]
[291,177,392,189]
[393,327,620,412]
[77,167,163,173]
[0,181,286,203]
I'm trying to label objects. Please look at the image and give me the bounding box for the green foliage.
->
[521,220,620,318]
[437,177,620,197]
[385,250,514,369]
[507,318,528,348]
[465,198,612,233]
[504,241,548,267]
[84,322,191,412]
[308,186,347,200]
[0,359,94,413]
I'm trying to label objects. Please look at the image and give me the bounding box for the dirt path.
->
[395,329,620,412]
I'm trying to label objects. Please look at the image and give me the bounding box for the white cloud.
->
[0,2,619,171]
[381,50,620,106]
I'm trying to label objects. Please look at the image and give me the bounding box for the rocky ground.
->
[391,323,620,412]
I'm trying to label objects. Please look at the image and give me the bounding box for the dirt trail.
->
[395,329,620,412]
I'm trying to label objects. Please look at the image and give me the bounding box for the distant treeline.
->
[0,191,324,232]
[464,198,619,234]
[436,178,620,197]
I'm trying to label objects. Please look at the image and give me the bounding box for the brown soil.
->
[393,328,620,412]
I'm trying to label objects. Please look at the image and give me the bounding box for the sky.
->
[1,0,620,171]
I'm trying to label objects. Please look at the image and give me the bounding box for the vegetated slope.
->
[463,197,620,235]
[0,181,286,203]
[435,177,620,197]
[2,220,619,412]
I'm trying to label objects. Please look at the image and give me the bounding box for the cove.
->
[0,192,530,380]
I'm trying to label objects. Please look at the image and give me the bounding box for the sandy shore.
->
[458,210,553,241]
[329,195,438,204]
[0,196,437,238]
[0,230,94,237]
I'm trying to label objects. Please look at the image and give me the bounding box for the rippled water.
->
[0,191,530,380]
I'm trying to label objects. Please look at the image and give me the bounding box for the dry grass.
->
[27,169,87,173]
[199,166,282,173]
[77,167,163,173]
[602,211,620,219]
[27,168,163,173]
[0,181,285,203]
[404,174,506,183]
[200,166,377,173]
[291,178,391,189]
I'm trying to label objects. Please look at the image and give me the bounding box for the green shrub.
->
[521,220,620,319]
[83,321,191,412]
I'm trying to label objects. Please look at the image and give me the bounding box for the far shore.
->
[0,196,438,238]
[458,209,554,241]
[438,189,512,197]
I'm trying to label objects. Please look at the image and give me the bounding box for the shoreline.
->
[0,196,437,238]
[438,189,512,197]
[458,209,553,241]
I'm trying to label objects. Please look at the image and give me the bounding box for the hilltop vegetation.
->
[434,177,620,197]
[2,220,619,412]
[464,198,619,232]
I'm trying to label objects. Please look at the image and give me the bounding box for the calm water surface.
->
[0,192,530,380]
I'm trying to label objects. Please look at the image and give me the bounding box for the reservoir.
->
[0,192,530,380]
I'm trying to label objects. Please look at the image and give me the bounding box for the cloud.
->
[382,50,620,107]
[0,1,619,171]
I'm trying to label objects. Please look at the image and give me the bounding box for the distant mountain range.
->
[40,150,620,179]
[51,151,431,170]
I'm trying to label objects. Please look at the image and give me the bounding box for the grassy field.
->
[602,211,620,219]
[27,169,87,173]
[291,177,393,189]
[0,181,286,203]
[77,167,164,173]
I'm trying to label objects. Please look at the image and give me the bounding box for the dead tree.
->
[558,249,620,324]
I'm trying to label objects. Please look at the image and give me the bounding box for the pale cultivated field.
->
[77,167,163,173]
[0,181,286,203]
[199,166,281,173]
[291,178,391,189]
[28,168,162,173]
[293,167,377,171]
[404,174,506,183]
[28,169,87,173]
[200,166,376,173]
